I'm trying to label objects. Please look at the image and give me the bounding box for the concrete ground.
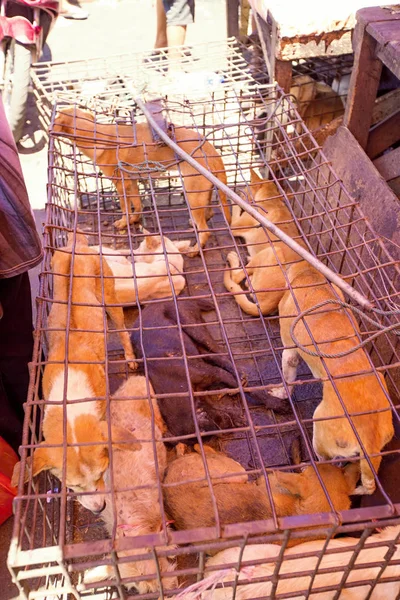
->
[2,1,228,597]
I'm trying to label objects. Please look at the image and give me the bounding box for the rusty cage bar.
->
[8,57,400,600]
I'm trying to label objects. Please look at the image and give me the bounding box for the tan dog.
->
[92,230,190,304]
[224,170,305,316]
[290,74,345,132]
[83,376,177,595]
[178,525,400,599]
[163,447,358,537]
[52,107,231,255]
[272,260,394,495]
[12,234,138,512]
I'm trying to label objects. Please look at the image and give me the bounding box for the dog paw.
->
[186,244,200,258]
[125,352,138,371]
[83,565,111,584]
[353,483,376,495]
[113,217,128,230]
[270,386,289,400]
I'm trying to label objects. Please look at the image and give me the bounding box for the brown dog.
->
[52,107,231,255]
[272,259,394,495]
[163,447,358,537]
[12,233,138,512]
[224,170,305,316]
[290,75,344,132]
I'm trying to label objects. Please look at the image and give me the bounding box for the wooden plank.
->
[344,24,382,149]
[366,110,400,159]
[356,5,400,28]
[373,147,400,182]
[376,40,400,81]
[372,88,400,125]
[323,126,400,259]
[367,20,400,46]
[226,0,239,38]
[274,58,292,92]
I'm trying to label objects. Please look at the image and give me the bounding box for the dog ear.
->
[145,235,161,251]
[174,240,191,253]
[250,169,263,184]
[271,470,303,497]
[11,448,53,487]
[99,422,142,451]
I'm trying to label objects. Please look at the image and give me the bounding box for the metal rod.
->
[135,95,374,311]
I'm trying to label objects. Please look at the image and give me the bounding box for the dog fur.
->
[130,297,288,441]
[12,233,138,512]
[52,107,231,255]
[164,447,359,535]
[178,526,400,599]
[224,170,306,316]
[272,260,394,494]
[83,376,178,595]
[92,230,191,304]
[290,75,345,132]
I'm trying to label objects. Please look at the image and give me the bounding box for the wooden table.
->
[323,5,400,259]
[248,1,399,92]
[344,5,400,155]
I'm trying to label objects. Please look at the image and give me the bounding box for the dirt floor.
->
[2,2,228,598]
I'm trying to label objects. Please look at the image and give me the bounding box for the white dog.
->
[178,526,400,599]
[83,376,177,595]
[93,230,190,304]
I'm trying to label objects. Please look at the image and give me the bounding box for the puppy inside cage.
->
[9,86,400,600]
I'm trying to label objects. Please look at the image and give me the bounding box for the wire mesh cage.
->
[9,82,400,600]
[31,37,269,130]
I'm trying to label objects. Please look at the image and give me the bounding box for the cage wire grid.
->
[31,35,353,136]
[8,85,400,599]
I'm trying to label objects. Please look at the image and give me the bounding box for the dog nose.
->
[92,501,106,515]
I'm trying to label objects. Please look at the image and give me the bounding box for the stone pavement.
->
[2,2,228,598]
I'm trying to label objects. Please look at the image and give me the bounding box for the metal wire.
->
[9,65,400,600]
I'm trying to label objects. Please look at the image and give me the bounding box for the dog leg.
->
[106,305,137,370]
[226,251,247,284]
[231,204,242,227]
[354,449,382,496]
[114,176,141,230]
[187,210,210,258]
[270,348,300,399]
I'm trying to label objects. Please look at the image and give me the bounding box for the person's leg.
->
[164,0,195,70]
[167,25,187,66]
[154,0,168,49]
[0,273,34,453]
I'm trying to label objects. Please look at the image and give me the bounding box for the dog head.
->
[249,169,283,205]
[12,418,141,514]
[137,229,191,264]
[266,462,359,515]
[52,106,95,138]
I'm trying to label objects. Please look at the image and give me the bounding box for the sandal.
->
[60,5,89,20]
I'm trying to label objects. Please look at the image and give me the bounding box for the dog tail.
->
[224,267,260,317]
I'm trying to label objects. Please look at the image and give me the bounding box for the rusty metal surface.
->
[8,82,400,599]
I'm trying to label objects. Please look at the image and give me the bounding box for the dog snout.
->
[92,500,106,515]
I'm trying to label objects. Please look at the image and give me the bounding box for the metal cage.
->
[8,81,400,599]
